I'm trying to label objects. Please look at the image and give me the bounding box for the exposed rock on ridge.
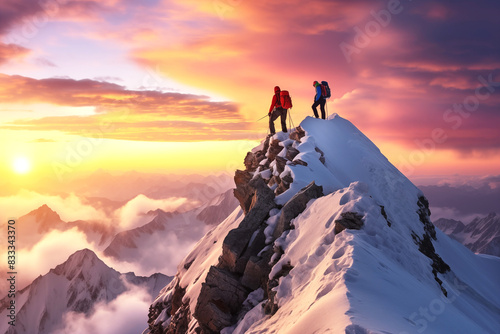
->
[146,127,331,334]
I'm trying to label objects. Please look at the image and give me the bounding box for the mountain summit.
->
[145,115,500,334]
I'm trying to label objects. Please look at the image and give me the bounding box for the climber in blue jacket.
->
[312,81,326,119]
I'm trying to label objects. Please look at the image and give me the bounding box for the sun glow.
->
[12,156,31,174]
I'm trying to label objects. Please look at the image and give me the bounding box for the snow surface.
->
[150,115,500,334]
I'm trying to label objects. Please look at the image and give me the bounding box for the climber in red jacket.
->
[268,86,288,135]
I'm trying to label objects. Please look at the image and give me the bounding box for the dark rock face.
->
[380,205,391,227]
[413,196,450,295]
[334,212,364,234]
[194,128,326,333]
[147,126,329,334]
[233,170,254,214]
[289,126,305,141]
[273,181,324,239]
[195,266,249,333]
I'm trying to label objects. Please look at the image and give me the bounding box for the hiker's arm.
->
[269,95,276,114]
[315,86,321,101]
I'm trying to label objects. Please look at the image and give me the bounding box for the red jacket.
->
[269,92,282,114]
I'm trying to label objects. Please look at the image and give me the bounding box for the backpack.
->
[275,92,282,107]
[280,90,293,109]
[321,81,331,98]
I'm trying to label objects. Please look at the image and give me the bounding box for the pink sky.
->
[0,0,499,182]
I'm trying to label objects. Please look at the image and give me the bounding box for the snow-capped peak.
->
[145,115,500,334]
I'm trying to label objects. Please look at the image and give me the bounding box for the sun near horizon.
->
[12,155,32,175]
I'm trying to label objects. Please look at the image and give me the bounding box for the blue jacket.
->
[315,85,322,101]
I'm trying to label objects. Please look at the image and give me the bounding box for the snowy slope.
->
[435,213,500,256]
[147,115,500,334]
[0,249,171,334]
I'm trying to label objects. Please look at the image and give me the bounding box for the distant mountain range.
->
[0,249,171,334]
[103,189,238,274]
[15,204,115,250]
[434,212,500,256]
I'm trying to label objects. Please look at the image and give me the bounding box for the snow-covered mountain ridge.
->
[0,249,171,334]
[145,115,500,334]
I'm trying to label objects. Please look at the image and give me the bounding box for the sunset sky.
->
[1,0,499,189]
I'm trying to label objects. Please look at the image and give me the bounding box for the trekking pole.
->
[326,101,329,119]
[256,114,268,122]
[289,109,295,129]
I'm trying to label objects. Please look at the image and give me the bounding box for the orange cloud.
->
[0,74,255,141]
[0,43,29,65]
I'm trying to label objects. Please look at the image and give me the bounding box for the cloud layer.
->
[0,74,253,141]
[54,284,152,334]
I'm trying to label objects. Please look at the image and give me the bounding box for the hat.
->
[313,81,319,86]
[274,86,281,93]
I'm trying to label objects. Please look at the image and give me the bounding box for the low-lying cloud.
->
[0,228,96,291]
[115,194,195,230]
[0,190,108,223]
[54,284,152,334]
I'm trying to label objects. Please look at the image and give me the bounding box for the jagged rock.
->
[413,196,451,295]
[219,227,255,273]
[273,182,324,239]
[263,262,294,315]
[241,256,266,290]
[380,205,392,227]
[282,174,293,185]
[289,126,305,141]
[240,176,276,229]
[262,135,271,154]
[170,282,186,316]
[233,170,254,214]
[290,159,307,167]
[275,181,289,195]
[275,156,287,175]
[268,175,280,187]
[244,152,259,172]
[220,176,276,272]
[334,212,364,234]
[266,139,283,162]
[236,227,268,274]
[167,302,190,334]
[195,266,249,333]
[244,151,267,172]
[315,147,326,164]
[417,196,436,240]
[285,146,300,161]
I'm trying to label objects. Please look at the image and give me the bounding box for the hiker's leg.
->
[311,101,320,118]
[269,109,278,134]
[320,99,326,119]
[280,108,288,132]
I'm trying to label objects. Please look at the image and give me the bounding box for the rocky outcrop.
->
[334,212,364,234]
[233,170,254,214]
[195,266,249,332]
[146,127,330,334]
[412,196,450,295]
[273,181,324,239]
